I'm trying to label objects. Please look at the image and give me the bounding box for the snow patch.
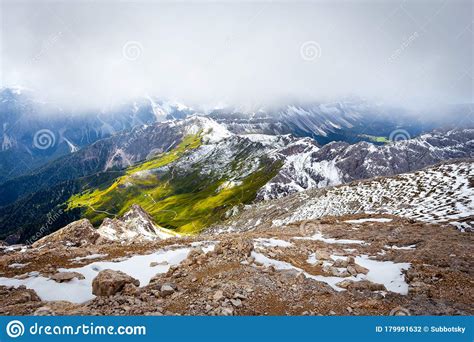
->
[253,238,293,249]
[293,232,368,245]
[0,246,193,303]
[345,218,393,224]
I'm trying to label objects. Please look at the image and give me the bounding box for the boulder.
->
[160,283,177,297]
[346,265,358,276]
[333,259,348,268]
[92,269,140,296]
[50,272,85,283]
[315,250,330,260]
[354,263,369,275]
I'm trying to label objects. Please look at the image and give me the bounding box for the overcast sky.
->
[0,0,472,110]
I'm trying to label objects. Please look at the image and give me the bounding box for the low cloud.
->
[1,0,472,111]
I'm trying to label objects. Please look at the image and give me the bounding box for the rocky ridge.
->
[213,160,474,233]
[33,204,175,248]
[0,214,472,316]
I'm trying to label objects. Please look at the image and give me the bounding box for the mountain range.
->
[0,104,472,243]
[3,86,472,182]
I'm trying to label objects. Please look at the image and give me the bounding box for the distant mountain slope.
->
[0,116,201,207]
[0,88,161,182]
[0,115,472,243]
[258,128,474,199]
[5,86,471,182]
[0,88,197,182]
[212,161,474,233]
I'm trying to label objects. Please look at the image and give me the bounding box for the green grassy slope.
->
[68,134,281,233]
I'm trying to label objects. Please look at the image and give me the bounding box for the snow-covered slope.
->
[257,129,474,200]
[277,162,473,230]
[214,161,474,232]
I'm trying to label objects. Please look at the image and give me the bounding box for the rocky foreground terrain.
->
[0,213,472,316]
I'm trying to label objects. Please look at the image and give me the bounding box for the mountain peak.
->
[178,115,233,143]
[32,219,105,248]
[97,204,178,243]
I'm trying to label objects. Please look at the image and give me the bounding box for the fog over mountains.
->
[2,1,472,109]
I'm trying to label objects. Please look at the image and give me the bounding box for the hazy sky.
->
[0,0,472,110]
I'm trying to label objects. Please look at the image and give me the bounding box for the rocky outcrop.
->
[0,285,41,306]
[96,204,176,243]
[30,205,175,248]
[32,219,106,247]
[92,270,140,296]
[213,238,254,260]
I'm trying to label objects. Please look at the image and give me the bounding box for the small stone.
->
[230,298,242,307]
[347,265,358,276]
[234,292,247,300]
[50,271,85,283]
[149,261,168,267]
[315,250,330,260]
[34,306,55,316]
[221,307,234,316]
[333,259,348,268]
[15,273,29,280]
[160,284,176,297]
[336,279,354,289]
[354,264,369,275]
[213,290,224,301]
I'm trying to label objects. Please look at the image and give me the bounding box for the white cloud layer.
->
[0,0,472,110]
